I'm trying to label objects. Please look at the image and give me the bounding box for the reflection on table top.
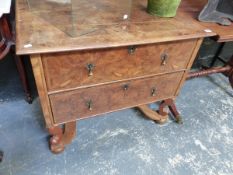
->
[26,0,132,37]
[16,0,215,55]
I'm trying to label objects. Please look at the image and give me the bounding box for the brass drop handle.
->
[128,46,136,55]
[123,84,130,91]
[86,100,93,111]
[86,63,95,76]
[161,52,169,65]
[151,87,156,96]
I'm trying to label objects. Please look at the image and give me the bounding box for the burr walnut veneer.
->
[16,0,215,153]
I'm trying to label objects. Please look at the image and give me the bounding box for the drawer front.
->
[50,72,184,124]
[43,40,196,92]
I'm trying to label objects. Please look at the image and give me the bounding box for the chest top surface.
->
[16,0,215,55]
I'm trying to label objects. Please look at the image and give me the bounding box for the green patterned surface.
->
[147,0,181,17]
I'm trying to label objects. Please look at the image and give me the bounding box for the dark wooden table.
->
[180,0,233,86]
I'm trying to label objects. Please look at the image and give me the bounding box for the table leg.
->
[229,73,233,88]
[227,57,233,88]
[209,42,225,67]
[159,99,183,124]
[14,55,33,103]
[137,98,182,124]
[48,121,76,154]
[0,150,3,163]
[137,105,168,124]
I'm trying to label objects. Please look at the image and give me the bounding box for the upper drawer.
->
[42,40,196,92]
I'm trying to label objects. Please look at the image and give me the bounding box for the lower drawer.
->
[50,72,184,124]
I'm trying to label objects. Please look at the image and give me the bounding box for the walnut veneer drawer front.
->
[50,72,184,124]
[43,40,196,92]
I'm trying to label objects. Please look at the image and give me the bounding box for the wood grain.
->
[48,121,76,154]
[137,105,168,124]
[30,55,54,127]
[49,72,184,124]
[174,38,203,96]
[16,0,221,153]
[15,0,215,55]
[42,40,196,93]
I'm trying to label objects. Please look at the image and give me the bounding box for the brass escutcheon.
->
[151,87,156,96]
[86,100,93,111]
[123,84,130,91]
[161,52,169,65]
[128,46,136,55]
[86,63,95,76]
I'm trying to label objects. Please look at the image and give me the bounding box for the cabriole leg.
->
[48,121,76,154]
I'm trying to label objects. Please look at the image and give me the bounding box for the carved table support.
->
[188,66,231,79]
[137,98,182,124]
[48,121,76,154]
[137,105,168,124]
[159,99,183,124]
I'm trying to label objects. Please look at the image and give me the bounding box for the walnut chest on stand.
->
[16,0,215,153]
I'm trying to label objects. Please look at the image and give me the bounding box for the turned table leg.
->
[48,121,76,154]
[14,55,33,103]
[188,54,233,90]
[159,99,183,124]
[0,150,3,163]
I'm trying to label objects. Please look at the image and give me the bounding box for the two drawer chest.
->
[16,0,215,153]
